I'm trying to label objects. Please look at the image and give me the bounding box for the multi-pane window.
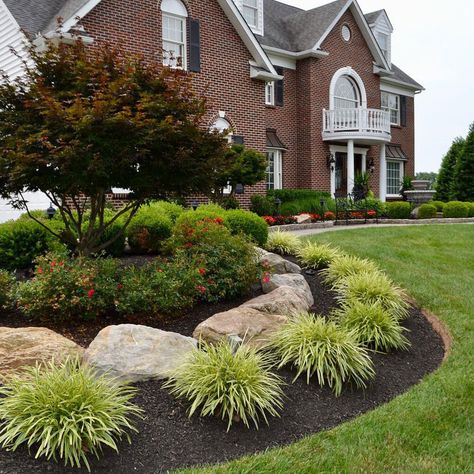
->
[243,0,259,28]
[334,76,360,109]
[381,92,400,125]
[267,150,282,190]
[162,14,186,68]
[265,81,275,105]
[377,32,389,58]
[386,161,403,195]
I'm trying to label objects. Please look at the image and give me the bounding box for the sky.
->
[283,0,474,172]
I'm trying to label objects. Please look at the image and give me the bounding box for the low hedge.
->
[430,201,446,212]
[250,195,275,217]
[224,210,268,247]
[417,204,437,219]
[443,201,469,218]
[467,202,474,218]
[384,202,412,219]
[268,189,331,203]
[280,198,336,217]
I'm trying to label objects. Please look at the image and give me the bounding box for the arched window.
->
[334,76,361,109]
[211,117,233,142]
[161,0,188,69]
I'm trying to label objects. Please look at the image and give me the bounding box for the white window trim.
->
[381,91,400,126]
[211,116,234,194]
[265,81,275,106]
[386,160,404,197]
[242,0,259,28]
[267,148,283,190]
[329,67,367,110]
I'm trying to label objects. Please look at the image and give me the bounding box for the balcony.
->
[322,108,391,144]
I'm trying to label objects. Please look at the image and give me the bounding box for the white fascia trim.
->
[250,65,283,81]
[262,44,329,60]
[330,144,369,156]
[58,0,102,33]
[40,31,95,45]
[216,0,277,75]
[381,76,425,92]
[312,0,389,71]
[373,64,394,76]
[380,82,415,98]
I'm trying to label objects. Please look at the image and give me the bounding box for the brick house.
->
[0,0,423,210]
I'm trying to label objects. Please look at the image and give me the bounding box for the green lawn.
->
[180,224,474,474]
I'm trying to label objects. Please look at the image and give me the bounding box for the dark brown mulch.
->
[0,260,445,474]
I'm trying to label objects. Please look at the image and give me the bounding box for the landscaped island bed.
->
[0,261,444,473]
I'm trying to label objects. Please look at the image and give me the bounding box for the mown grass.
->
[178,224,474,474]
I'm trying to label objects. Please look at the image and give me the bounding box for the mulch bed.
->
[0,258,445,474]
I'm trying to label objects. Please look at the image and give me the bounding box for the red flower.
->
[263,216,276,226]
[184,242,193,248]
[196,285,207,294]
[87,289,95,299]
[117,283,123,290]
[324,211,336,220]
[213,217,224,225]
[198,268,206,275]
[37,267,43,274]
[262,272,271,284]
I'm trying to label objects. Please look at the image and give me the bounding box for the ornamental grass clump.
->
[333,300,411,352]
[265,230,301,255]
[321,255,381,287]
[163,341,285,431]
[296,242,342,270]
[269,313,375,396]
[335,271,409,320]
[0,358,142,471]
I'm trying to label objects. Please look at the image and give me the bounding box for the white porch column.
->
[379,143,387,202]
[361,154,367,173]
[347,140,355,194]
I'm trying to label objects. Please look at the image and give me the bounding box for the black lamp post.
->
[274,197,282,215]
[368,158,375,174]
[46,203,56,220]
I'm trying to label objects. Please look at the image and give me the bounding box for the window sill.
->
[390,124,403,129]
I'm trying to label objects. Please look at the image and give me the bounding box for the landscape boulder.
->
[193,307,287,348]
[262,273,314,307]
[256,248,301,274]
[296,213,312,224]
[0,327,84,381]
[84,324,197,383]
[241,285,311,315]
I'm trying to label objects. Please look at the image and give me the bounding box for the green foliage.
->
[265,230,301,255]
[250,194,275,216]
[279,198,336,217]
[221,196,240,210]
[0,219,63,270]
[0,40,229,256]
[164,341,284,431]
[114,255,202,317]
[127,207,173,254]
[436,137,465,201]
[321,255,380,287]
[0,270,15,309]
[296,242,342,270]
[16,253,119,321]
[384,201,412,219]
[150,201,185,222]
[400,176,414,197]
[268,189,331,203]
[170,218,260,302]
[224,210,268,246]
[467,202,474,217]
[334,301,411,351]
[453,123,474,201]
[269,313,375,395]
[334,271,409,320]
[0,358,142,471]
[443,201,469,218]
[430,200,446,212]
[417,203,437,219]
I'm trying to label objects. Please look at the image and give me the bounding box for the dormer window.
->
[238,0,264,36]
[377,32,389,59]
[161,0,188,69]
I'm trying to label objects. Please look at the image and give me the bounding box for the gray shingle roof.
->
[4,0,69,36]
[390,63,423,89]
[364,10,383,25]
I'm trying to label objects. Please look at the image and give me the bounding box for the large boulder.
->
[0,327,84,381]
[83,324,197,383]
[262,273,314,307]
[257,248,301,274]
[193,307,287,349]
[296,213,312,224]
[241,285,311,316]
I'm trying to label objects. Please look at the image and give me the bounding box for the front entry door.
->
[335,152,363,195]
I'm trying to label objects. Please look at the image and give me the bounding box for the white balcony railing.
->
[323,108,391,139]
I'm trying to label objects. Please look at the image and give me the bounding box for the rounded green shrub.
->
[0,270,15,309]
[0,358,142,470]
[296,242,342,270]
[224,210,268,246]
[269,313,375,395]
[151,201,184,222]
[468,202,474,218]
[417,203,437,219]
[321,255,380,287]
[334,300,411,351]
[127,207,173,254]
[265,230,301,255]
[430,201,446,212]
[443,201,469,218]
[384,201,412,219]
[250,194,275,216]
[164,341,284,431]
[174,207,225,231]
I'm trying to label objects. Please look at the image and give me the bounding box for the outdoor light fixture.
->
[327,153,336,172]
[320,198,326,210]
[191,200,199,211]
[46,204,56,220]
[369,158,375,174]
[235,183,245,195]
[275,197,282,211]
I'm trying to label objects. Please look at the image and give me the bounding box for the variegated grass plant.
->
[334,271,410,320]
[163,340,285,431]
[321,255,381,287]
[269,312,375,396]
[296,242,342,270]
[333,300,411,352]
[265,230,301,255]
[0,358,142,471]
